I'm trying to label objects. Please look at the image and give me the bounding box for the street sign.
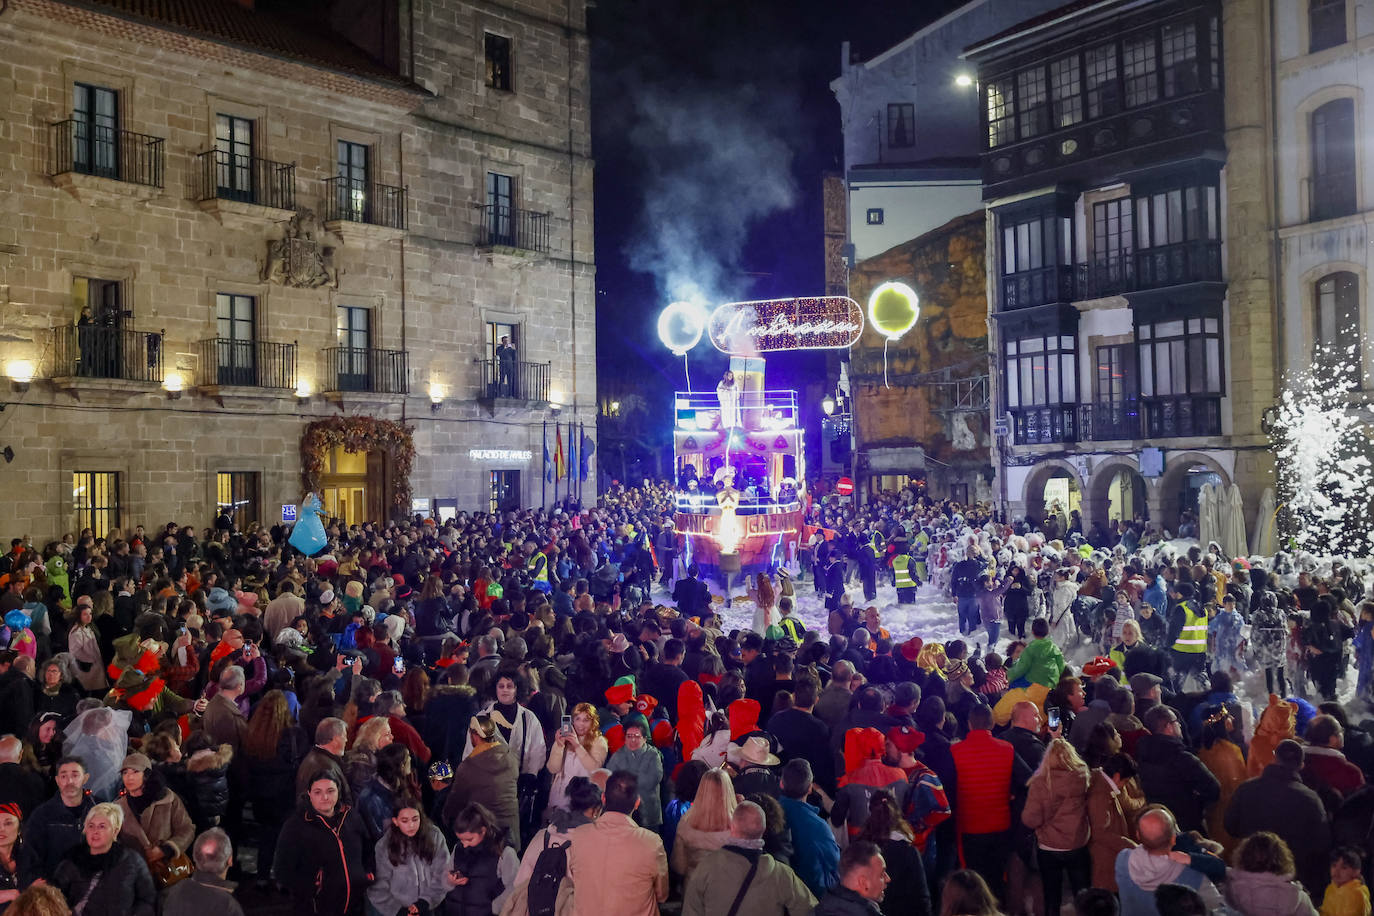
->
[836,477,854,497]
[993,417,1010,438]
[282,504,297,523]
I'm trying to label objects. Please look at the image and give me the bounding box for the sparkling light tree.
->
[1269,342,1374,557]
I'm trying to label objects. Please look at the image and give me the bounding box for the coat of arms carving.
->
[263,209,337,289]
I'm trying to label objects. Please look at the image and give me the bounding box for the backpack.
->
[526,831,570,916]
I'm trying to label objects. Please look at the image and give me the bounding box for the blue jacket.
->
[778,795,839,898]
[1143,577,1167,617]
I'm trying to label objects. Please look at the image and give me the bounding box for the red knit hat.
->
[900,637,924,663]
[651,719,675,749]
[842,727,886,779]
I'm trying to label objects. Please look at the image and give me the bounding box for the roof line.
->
[864,0,991,68]
[962,0,1145,59]
[50,0,431,97]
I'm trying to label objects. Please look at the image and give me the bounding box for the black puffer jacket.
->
[445,843,505,916]
[52,843,157,916]
[185,743,234,831]
[1135,732,1220,835]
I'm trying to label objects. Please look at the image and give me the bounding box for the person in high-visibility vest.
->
[857,524,882,602]
[891,538,919,605]
[1166,582,1208,692]
[524,542,551,594]
[776,596,806,644]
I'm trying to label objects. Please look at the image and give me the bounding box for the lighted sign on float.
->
[708,297,865,354]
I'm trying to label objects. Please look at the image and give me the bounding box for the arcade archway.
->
[1023,461,1084,536]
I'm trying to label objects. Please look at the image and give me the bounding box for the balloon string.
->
[684,353,691,392]
[883,338,891,389]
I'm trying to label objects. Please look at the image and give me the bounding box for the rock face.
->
[848,209,990,495]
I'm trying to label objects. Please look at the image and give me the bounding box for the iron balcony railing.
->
[1000,264,1076,309]
[323,346,409,394]
[48,119,164,188]
[323,177,407,229]
[1133,240,1223,290]
[1144,395,1222,438]
[478,205,551,252]
[1078,401,1143,441]
[49,324,163,383]
[479,358,551,401]
[1010,405,1078,445]
[197,338,297,390]
[194,150,296,209]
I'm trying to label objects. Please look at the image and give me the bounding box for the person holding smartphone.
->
[545,702,607,816]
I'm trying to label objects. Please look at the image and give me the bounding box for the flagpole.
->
[541,419,547,509]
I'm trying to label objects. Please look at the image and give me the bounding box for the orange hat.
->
[841,727,886,782]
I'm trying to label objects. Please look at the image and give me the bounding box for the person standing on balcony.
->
[496,335,517,398]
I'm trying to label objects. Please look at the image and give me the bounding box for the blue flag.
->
[544,426,553,484]
[568,422,578,483]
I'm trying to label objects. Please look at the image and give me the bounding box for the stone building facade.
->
[0,0,595,539]
[966,0,1277,535]
[1272,0,1374,392]
[847,211,994,503]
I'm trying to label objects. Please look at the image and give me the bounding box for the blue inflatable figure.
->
[288,492,328,557]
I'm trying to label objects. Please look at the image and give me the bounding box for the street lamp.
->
[822,394,836,416]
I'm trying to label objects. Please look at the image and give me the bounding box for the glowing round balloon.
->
[867,281,920,340]
[657,301,706,355]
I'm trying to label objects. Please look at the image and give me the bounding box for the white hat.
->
[727,736,780,768]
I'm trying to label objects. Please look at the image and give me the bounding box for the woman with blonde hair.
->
[545,702,608,814]
[51,803,157,916]
[1022,737,1092,916]
[344,715,392,800]
[1225,831,1318,915]
[670,767,737,879]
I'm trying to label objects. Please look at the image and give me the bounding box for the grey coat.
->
[607,744,664,827]
[683,845,815,916]
[367,823,452,916]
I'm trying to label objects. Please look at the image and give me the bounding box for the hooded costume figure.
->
[1249,694,1297,779]
[44,554,70,601]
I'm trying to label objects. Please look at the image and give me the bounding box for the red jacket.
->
[1304,746,1365,798]
[357,713,432,764]
[951,728,1015,834]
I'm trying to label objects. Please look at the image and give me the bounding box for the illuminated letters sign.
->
[468,448,533,462]
[708,297,864,354]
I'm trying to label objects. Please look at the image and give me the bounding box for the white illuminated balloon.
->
[867,281,920,340]
[658,301,706,355]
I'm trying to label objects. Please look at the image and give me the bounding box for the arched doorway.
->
[1023,462,1084,534]
[1088,463,1149,526]
[1156,454,1230,536]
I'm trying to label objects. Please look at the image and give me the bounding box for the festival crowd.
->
[0,478,1370,916]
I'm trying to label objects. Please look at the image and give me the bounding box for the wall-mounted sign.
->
[468,448,533,462]
[281,504,297,523]
[708,297,864,354]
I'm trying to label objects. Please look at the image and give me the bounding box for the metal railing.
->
[194,150,296,209]
[48,120,164,188]
[1001,264,1076,309]
[1144,396,1221,438]
[672,388,800,430]
[1076,257,1135,299]
[1079,401,1143,441]
[323,177,407,229]
[477,205,551,252]
[49,324,163,383]
[1010,405,1078,445]
[479,358,551,401]
[1133,240,1223,290]
[323,346,409,394]
[197,338,297,389]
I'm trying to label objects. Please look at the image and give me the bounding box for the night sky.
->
[588,0,967,415]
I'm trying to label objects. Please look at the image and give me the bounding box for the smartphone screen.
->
[393,656,405,675]
[1047,706,1061,730]
[561,714,572,733]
